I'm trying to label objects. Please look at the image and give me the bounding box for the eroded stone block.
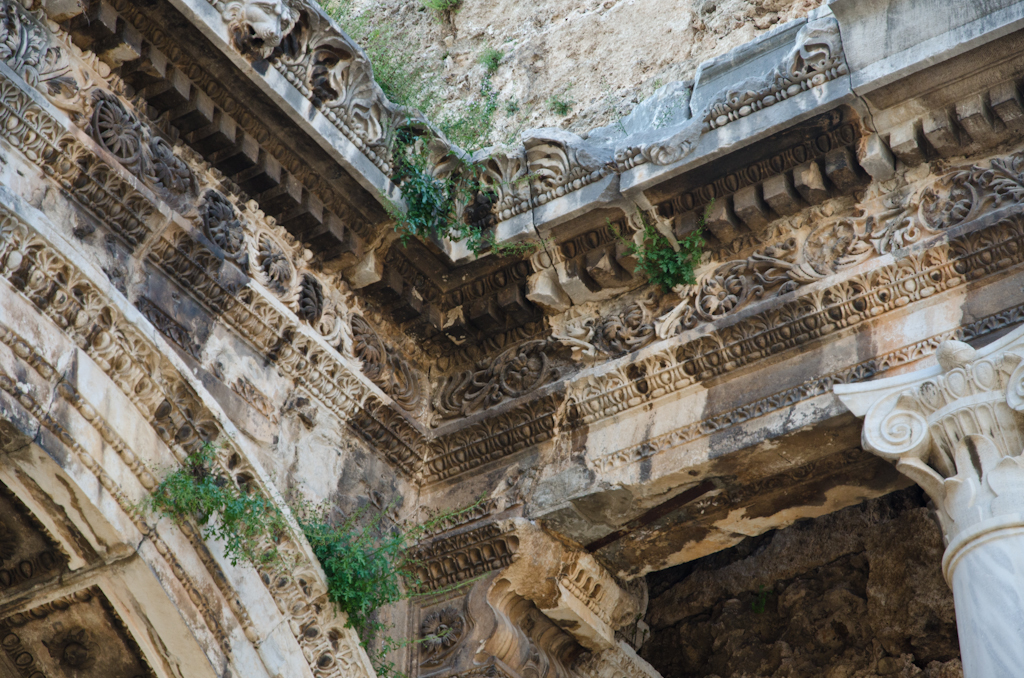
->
[858,134,895,181]
[889,119,927,166]
[497,284,536,324]
[824,147,863,193]
[923,109,962,157]
[956,94,1002,147]
[793,160,828,205]
[762,173,804,216]
[733,185,770,233]
[527,268,572,313]
[705,197,743,243]
[990,80,1024,132]
[469,295,504,333]
[585,245,631,288]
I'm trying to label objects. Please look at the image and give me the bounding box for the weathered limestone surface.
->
[3,0,1024,675]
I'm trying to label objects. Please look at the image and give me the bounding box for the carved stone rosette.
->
[835,329,1024,678]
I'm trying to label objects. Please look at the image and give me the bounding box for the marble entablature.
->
[1,0,1024,677]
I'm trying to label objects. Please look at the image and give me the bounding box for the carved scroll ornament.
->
[657,149,1024,338]
[835,331,1024,542]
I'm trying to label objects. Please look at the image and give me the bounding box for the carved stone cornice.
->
[0,194,374,678]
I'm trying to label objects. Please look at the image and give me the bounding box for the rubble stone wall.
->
[643,489,963,678]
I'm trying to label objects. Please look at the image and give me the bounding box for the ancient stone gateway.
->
[0,0,1022,676]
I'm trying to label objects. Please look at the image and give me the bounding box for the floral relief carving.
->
[88,91,197,202]
[43,627,96,671]
[420,606,466,668]
[200,190,249,268]
[91,92,142,169]
[0,0,95,115]
[350,314,422,411]
[432,339,561,423]
[658,150,1024,337]
[551,292,659,364]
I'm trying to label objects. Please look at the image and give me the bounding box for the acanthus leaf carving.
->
[836,334,1024,542]
[432,339,561,423]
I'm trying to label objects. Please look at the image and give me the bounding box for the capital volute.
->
[836,329,1024,542]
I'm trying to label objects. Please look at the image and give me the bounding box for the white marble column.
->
[835,330,1024,678]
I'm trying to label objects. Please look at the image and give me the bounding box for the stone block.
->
[469,295,504,333]
[956,94,1002,147]
[362,265,403,306]
[673,211,699,240]
[558,256,606,304]
[391,285,424,324]
[121,44,169,88]
[211,130,260,176]
[280,191,325,238]
[442,305,471,344]
[732,185,771,233]
[762,173,804,216]
[922,110,962,157]
[704,198,743,244]
[187,109,237,156]
[141,65,191,112]
[615,239,638,274]
[258,171,303,215]
[527,268,571,314]
[41,0,85,22]
[824,147,863,193]
[793,161,828,205]
[168,88,215,134]
[889,120,927,166]
[96,19,142,67]
[346,249,384,289]
[585,245,631,288]
[497,283,536,325]
[235,151,283,195]
[857,134,896,181]
[990,80,1024,131]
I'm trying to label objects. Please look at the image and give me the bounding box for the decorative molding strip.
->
[0,200,374,678]
[410,523,519,593]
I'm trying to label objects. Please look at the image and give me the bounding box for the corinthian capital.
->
[835,330,1024,542]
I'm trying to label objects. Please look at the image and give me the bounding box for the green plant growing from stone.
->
[479,47,503,75]
[294,498,485,678]
[420,0,460,18]
[484,233,553,258]
[146,442,288,567]
[613,201,711,292]
[547,93,573,116]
